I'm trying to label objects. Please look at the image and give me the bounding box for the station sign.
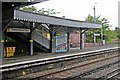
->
[7,28,30,33]
[94,34,100,36]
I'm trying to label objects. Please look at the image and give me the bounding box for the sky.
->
[33,0,120,30]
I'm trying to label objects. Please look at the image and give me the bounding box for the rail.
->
[98,68,120,80]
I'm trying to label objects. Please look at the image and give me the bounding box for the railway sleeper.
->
[28,54,119,77]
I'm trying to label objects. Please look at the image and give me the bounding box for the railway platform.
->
[2,43,119,65]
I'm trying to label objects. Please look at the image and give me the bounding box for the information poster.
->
[56,36,67,52]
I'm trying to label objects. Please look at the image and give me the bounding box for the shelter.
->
[0,1,102,58]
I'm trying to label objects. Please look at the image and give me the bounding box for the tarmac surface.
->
[2,43,119,65]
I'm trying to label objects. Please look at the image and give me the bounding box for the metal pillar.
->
[100,28,103,46]
[53,32,56,53]
[50,32,55,53]
[93,5,96,22]
[80,29,83,49]
[49,27,54,53]
[30,22,34,55]
[49,32,52,53]
[0,1,2,78]
[67,32,70,51]
[82,30,85,48]
[64,27,70,51]
[93,3,97,46]
[0,2,4,59]
[0,2,2,80]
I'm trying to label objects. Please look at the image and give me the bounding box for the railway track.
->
[98,68,120,80]
[83,63,119,79]
[36,55,119,80]
[15,48,119,80]
[100,49,119,80]
[1,47,119,80]
[109,73,120,80]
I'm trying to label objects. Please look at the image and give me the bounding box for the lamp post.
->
[93,3,97,22]
[93,3,97,45]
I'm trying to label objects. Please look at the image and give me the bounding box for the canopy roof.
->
[14,10,101,29]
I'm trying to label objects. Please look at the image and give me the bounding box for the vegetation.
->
[85,14,119,43]
[20,6,60,15]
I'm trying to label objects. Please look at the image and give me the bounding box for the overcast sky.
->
[33,0,119,29]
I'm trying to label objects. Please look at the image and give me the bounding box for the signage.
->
[7,28,30,33]
[56,35,67,52]
[94,34,100,36]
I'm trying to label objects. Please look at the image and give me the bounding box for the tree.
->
[20,6,37,13]
[20,6,60,15]
[38,8,60,15]
[85,14,118,43]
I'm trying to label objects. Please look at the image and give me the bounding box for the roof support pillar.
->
[30,22,34,55]
[49,32,53,53]
[93,29,96,46]
[67,32,70,51]
[0,2,4,59]
[64,27,70,51]
[100,28,103,46]
[80,28,84,49]
[49,26,56,53]
[49,32,56,53]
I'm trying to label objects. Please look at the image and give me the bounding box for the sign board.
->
[94,34,100,36]
[7,28,30,33]
[56,36,67,52]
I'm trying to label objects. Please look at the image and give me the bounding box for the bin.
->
[4,47,16,57]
